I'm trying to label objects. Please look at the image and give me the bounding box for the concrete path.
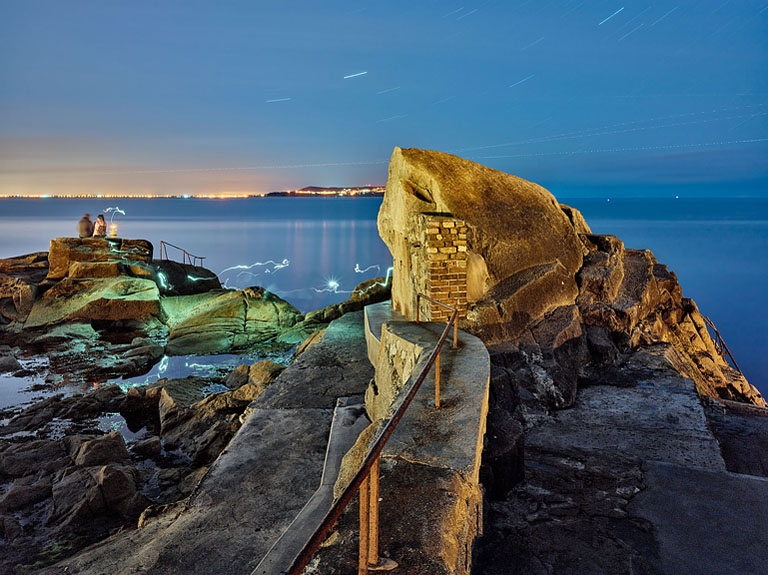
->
[629,461,768,575]
[251,397,369,574]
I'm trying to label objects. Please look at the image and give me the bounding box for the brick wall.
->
[419,214,468,321]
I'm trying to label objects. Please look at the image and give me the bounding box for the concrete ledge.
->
[331,300,491,574]
[364,299,406,365]
[364,301,490,483]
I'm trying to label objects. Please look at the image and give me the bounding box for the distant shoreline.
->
[0,185,386,200]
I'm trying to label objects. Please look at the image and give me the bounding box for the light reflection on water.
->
[0,356,56,411]
[0,197,393,314]
[114,351,292,391]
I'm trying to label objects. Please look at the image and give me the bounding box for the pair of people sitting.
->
[78,213,108,238]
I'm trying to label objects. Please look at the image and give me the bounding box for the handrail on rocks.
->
[158,240,206,267]
[280,296,461,575]
[703,315,743,375]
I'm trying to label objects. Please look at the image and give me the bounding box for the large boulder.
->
[162,286,302,355]
[0,252,48,329]
[378,147,584,343]
[46,237,153,281]
[24,276,162,329]
[152,259,221,296]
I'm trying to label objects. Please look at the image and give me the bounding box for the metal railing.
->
[703,315,743,375]
[158,241,206,267]
[416,293,460,408]
[282,296,460,575]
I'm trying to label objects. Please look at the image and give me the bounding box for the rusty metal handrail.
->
[283,300,460,575]
[416,293,459,350]
[158,240,206,267]
[416,293,460,408]
[703,315,743,375]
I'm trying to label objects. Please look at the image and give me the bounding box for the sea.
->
[0,195,766,400]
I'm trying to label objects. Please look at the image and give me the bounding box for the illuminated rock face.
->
[378,147,765,409]
[378,146,585,343]
[577,236,766,407]
[0,238,302,384]
[47,237,153,280]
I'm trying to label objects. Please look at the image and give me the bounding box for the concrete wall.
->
[356,301,490,574]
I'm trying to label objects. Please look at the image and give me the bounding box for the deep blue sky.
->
[1,1,766,196]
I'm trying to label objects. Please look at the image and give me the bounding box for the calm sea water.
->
[0,196,765,396]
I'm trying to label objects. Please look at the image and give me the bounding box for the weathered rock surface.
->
[379,147,584,340]
[0,356,286,573]
[152,259,220,296]
[162,286,302,355]
[577,235,765,406]
[379,147,762,409]
[0,240,312,389]
[46,237,153,281]
[33,312,374,575]
[0,252,48,328]
[472,348,768,575]
[25,276,162,328]
[0,428,150,574]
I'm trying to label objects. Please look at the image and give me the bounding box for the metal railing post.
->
[453,315,459,349]
[368,457,381,567]
[435,352,441,408]
[284,293,458,574]
[359,475,371,575]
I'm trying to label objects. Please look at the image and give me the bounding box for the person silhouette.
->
[78,213,94,238]
[93,214,107,237]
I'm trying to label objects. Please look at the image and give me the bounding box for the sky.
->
[1,0,766,196]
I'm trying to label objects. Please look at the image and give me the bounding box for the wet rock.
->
[119,386,163,433]
[161,376,276,465]
[73,432,130,467]
[224,359,286,390]
[132,436,162,458]
[157,378,208,433]
[47,466,105,529]
[0,386,124,437]
[0,474,53,511]
[96,463,149,518]
[0,438,70,477]
[0,346,22,373]
[162,287,302,355]
[152,259,221,296]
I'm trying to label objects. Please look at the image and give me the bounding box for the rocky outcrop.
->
[0,357,286,572]
[162,287,302,355]
[25,276,162,329]
[46,237,153,281]
[0,239,309,387]
[379,147,763,410]
[0,252,48,329]
[576,235,765,406]
[0,428,149,572]
[378,146,584,339]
